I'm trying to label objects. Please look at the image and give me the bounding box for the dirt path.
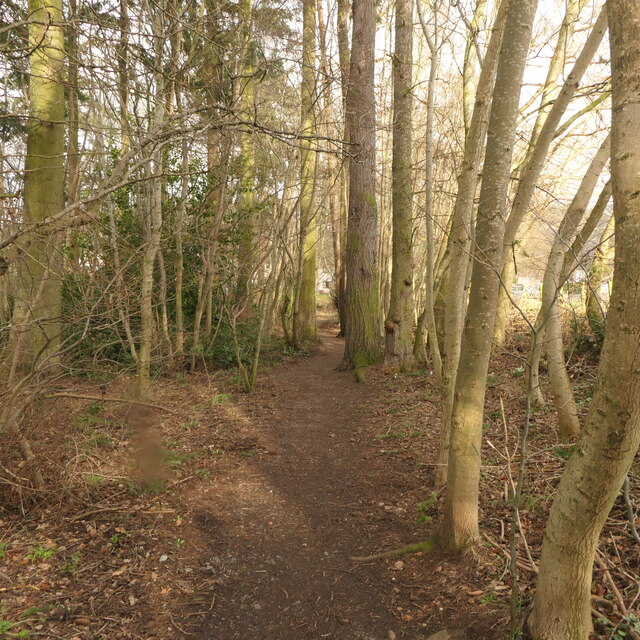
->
[189,327,412,639]
[0,322,506,640]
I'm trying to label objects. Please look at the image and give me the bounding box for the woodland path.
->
[188,325,416,639]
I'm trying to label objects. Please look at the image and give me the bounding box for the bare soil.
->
[0,315,638,639]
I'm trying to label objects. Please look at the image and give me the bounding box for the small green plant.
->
[210,393,231,405]
[85,474,105,485]
[416,491,439,524]
[614,614,640,639]
[0,621,30,638]
[87,402,102,416]
[175,538,185,549]
[163,448,199,467]
[479,592,496,604]
[128,478,166,496]
[109,533,121,546]
[81,430,112,451]
[26,545,56,563]
[375,430,407,440]
[60,552,82,575]
[195,468,209,477]
[0,542,7,558]
[553,445,574,460]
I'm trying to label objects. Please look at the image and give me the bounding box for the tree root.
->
[350,538,436,562]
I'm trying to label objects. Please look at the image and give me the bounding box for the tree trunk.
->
[317,0,343,333]
[341,0,381,370]
[8,0,65,374]
[529,134,610,438]
[529,6,640,635]
[585,211,614,345]
[439,0,538,548]
[384,0,414,370]
[235,0,257,304]
[432,0,509,488]
[137,2,165,397]
[502,7,608,250]
[293,0,318,345]
[462,0,486,139]
[494,0,586,347]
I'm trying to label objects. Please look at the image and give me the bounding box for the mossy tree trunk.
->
[529,6,640,635]
[341,0,381,369]
[8,0,65,376]
[439,0,538,548]
[292,0,318,346]
[384,0,414,370]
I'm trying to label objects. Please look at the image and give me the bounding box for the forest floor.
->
[1,314,639,639]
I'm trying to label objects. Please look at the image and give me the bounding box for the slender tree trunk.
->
[462,0,486,138]
[174,134,187,356]
[137,2,165,396]
[118,0,130,150]
[192,132,228,367]
[422,21,442,384]
[384,0,414,369]
[585,211,614,345]
[317,0,344,332]
[293,0,318,345]
[529,6,640,636]
[235,0,257,304]
[494,0,587,346]
[432,0,509,488]
[562,180,612,280]
[341,0,381,370]
[439,0,538,548]
[529,135,610,437]
[336,0,351,336]
[502,7,608,250]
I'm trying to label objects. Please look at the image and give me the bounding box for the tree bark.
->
[432,0,509,488]
[585,210,614,345]
[529,134,610,438]
[529,5,640,635]
[384,0,415,369]
[439,0,538,548]
[8,0,65,375]
[293,0,318,345]
[341,0,381,369]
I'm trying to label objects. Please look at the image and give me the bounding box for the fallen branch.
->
[623,475,640,545]
[42,393,176,414]
[350,538,436,562]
